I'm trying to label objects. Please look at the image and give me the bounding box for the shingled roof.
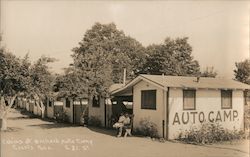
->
[112,74,250,95]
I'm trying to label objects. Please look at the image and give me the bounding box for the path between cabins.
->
[1,109,249,157]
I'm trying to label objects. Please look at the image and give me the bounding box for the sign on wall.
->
[172,110,238,125]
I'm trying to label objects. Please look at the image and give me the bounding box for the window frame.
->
[65,98,71,108]
[183,89,196,110]
[221,90,232,109]
[48,100,53,107]
[141,90,157,110]
[92,95,100,108]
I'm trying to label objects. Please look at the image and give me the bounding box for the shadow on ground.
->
[2,127,23,132]
[8,116,37,120]
[88,126,117,137]
[27,122,81,129]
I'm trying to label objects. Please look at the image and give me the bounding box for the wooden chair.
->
[124,114,134,137]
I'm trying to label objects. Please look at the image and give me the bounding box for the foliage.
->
[88,116,102,127]
[55,111,69,123]
[71,22,146,99]
[54,67,87,99]
[177,123,247,144]
[0,48,55,99]
[0,48,24,96]
[0,35,55,120]
[140,37,200,76]
[234,59,250,85]
[29,56,56,99]
[244,103,250,132]
[200,66,217,78]
[134,117,158,138]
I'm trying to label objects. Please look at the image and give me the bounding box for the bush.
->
[61,111,69,123]
[177,122,247,144]
[88,116,102,127]
[55,111,69,123]
[135,118,158,138]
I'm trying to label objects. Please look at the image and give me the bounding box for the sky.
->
[1,0,249,78]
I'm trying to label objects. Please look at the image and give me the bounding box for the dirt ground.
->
[1,109,249,157]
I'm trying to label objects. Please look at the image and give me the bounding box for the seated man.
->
[117,113,125,137]
[117,113,131,137]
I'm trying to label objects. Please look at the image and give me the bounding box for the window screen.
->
[183,90,196,110]
[141,90,156,110]
[221,90,232,109]
[92,96,100,107]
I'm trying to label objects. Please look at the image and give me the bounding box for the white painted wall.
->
[63,98,73,123]
[88,97,105,126]
[46,100,54,119]
[131,80,244,139]
[133,80,165,137]
[18,99,24,108]
[25,100,29,111]
[33,100,42,116]
[168,88,244,139]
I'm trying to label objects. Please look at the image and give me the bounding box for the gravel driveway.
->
[1,109,249,157]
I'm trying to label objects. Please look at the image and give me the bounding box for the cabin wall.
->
[46,102,54,119]
[168,88,244,139]
[63,98,73,123]
[133,80,164,137]
[88,97,105,126]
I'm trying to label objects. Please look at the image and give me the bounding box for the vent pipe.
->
[123,68,126,86]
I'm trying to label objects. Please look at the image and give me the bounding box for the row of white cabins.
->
[16,74,249,139]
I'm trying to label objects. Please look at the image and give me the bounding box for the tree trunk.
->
[6,95,17,112]
[40,100,45,119]
[1,112,7,131]
[0,95,17,131]
[0,97,6,131]
[36,99,45,119]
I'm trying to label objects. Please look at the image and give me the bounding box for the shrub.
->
[55,111,69,123]
[177,122,247,144]
[61,111,69,123]
[135,117,158,138]
[88,116,102,127]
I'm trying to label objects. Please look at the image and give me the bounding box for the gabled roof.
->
[109,83,124,93]
[112,74,250,95]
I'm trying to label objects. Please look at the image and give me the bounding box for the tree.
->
[54,67,88,99]
[71,22,146,98]
[201,66,217,78]
[234,59,250,84]
[140,37,200,76]
[0,48,26,130]
[29,56,55,118]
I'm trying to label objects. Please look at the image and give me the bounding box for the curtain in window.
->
[183,90,195,110]
[141,90,156,109]
[221,90,232,109]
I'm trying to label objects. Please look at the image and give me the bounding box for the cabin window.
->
[244,90,249,106]
[66,98,71,108]
[141,90,156,110]
[92,96,100,107]
[48,100,53,107]
[183,90,196,110]
[221,90,232,109]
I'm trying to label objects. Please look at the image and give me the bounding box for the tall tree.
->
[140,37,200,76]
[72,22,146,98]
[0,48,27,130]
[234,59,250,84]
[29,56,55,118]
[54,67,88,99]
